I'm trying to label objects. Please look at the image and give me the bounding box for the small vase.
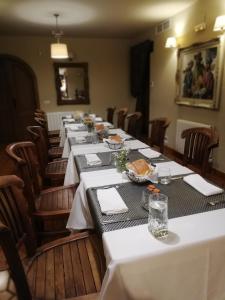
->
[87,126,94,133]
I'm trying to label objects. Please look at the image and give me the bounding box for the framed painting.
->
[175,38,224,109]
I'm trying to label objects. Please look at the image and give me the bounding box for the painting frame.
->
[175,38,224,110]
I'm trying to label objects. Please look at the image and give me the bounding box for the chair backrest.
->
[149,118,171,153]
[26,125,49,178]
[34,116,50,144]
[106,107,116,124]
[6,141,42,213]
[126,112,143,137]
[34,111,45,119]
[117,107,128,130]
[181,127,219,176]
[0,175,36,300]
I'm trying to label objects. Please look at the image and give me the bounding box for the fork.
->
[207,199,225,206]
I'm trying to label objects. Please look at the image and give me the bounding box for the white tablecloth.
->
[66,169,130,230]
[100,208,225,300]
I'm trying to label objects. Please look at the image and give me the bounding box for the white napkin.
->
[97,188,128,215]
[64,118,75,122]
[85,154,102,166]
[124,140,149,150]
[183,174,224,196]
[138,148,161,159]
[66,124,85,131]
[95,117,103,122]
[76,136,86,143]
[155,161,193,176]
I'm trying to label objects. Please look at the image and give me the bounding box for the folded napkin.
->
[65,114,73,118]
[95,117,103,122]
[67,124,85,131]
[183,174,224,196]
[155,161,193,176]
[97,188,128,215]
[85,154,102,166]
[76,136,86,143]
[64,118,75,122]
[138,148,161,159]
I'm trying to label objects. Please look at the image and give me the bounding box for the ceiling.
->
[0,0,196,38]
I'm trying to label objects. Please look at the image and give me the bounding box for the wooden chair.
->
[26,126,67,185]
[117,107,128,130]
[30,118,63,159]
[0,175,104,300]
[5,141,75,236]
[148,118,171,154]
[181,127,219,176]
[126,112,142,138]
[106,107,116,124]
[35,109,60,138]
[34,116,60,147]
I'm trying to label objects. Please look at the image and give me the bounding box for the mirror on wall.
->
[54,62,90,105]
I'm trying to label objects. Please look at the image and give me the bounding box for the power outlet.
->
[164,135,168,144]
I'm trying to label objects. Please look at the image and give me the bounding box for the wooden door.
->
[0,55,39,143]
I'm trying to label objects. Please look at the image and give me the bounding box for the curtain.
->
[130,40,154,135]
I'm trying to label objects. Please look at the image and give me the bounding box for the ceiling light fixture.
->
[165,37,177,48]
[51,13,68,59]
[213,15,225,31]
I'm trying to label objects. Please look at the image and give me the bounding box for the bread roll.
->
[95,124,104,131]
[127,159,152,176]
[109,135,122,143]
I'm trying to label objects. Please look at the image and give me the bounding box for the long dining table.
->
[61,116,225,300]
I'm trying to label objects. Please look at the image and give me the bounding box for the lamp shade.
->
[51,43,68,59]
[165,37,177,48]
[213,15,225,31]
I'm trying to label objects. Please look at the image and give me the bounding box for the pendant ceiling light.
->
[51,13,68,59]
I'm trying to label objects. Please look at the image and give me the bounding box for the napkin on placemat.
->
[97,188,128,215]
[95,117,103,122]
[85,154,102,166]
[183,174,224,196]
[155,161,193,176]
[138,148,161,159]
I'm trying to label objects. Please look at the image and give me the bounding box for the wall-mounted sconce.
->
[213,15,225,31]
[165,37,177,48]
[194,22,206,32]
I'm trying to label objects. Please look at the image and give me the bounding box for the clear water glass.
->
[158,167,171,184]
[148,193,168,238]
[141,189,151,211]
[92,132,99,144]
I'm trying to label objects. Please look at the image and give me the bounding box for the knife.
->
[102,216,147,225]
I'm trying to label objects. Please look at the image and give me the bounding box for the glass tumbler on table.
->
[158,167,171,185]
[148,193,168,238]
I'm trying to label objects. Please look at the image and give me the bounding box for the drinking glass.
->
[141,189,151,211]
[148,193,168,238]
[92,132,99,144]
[158,167,171,184]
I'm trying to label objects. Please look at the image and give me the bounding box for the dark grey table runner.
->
[87,180,225,234]
[74,148,168,174]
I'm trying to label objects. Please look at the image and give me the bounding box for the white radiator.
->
[176,119,211,154]
[46,112,74,131]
